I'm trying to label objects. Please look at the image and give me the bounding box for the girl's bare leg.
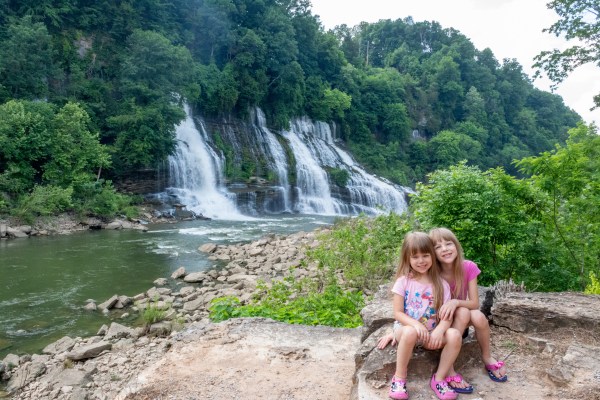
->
[471,310,507,378]
[433,327,462,381]
[394,326,418,378]
[445,307,471,389]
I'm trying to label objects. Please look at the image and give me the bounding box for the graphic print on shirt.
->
[404,290,437,330]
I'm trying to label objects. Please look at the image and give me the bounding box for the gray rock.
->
[198,243,217,253]
[493,292,600,333]
[171,267,187,279]
[183,272,207,283]
[43,336,76,355]
[66,341,112,361]
[105,322,135,341]
[98,295,119,311]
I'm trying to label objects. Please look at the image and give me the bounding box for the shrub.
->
[209,276,365,328]
[584,272,600,295]
[15,185,73,223]
[307,213,411,292]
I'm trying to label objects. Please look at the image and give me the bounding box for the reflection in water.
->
[0,215,335,358]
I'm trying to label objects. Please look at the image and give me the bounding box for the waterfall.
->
[167,105,248,220]
[164,105,408,219]
[286,116,408,215]
[252,109,292,213]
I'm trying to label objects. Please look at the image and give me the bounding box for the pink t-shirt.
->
[447,260,481,300]
[391,276,451,331]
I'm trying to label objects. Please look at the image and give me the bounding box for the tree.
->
[410,162,555,288]
[0,16,54,101]
[516,123,600,289]
[534,0,600,109]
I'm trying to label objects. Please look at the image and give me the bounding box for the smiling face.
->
[409,251,433,275]
[434,239,458,266]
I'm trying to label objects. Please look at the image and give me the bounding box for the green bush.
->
[326,167,350,187]
[74,180,135,219]
[584,272,600,295]
[142,301,169,325]
[307,213,411,292]
[15,185,73,223]
[209,276,365,328]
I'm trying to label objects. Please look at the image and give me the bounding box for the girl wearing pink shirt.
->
[430,227,508,393]
[387,232,461,400]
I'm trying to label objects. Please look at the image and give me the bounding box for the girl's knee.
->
[446,327,462,344]
[470,310,489,329]
[455,307,470,323]
[398,325,418,343]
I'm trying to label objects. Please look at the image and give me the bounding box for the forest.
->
[0,0,585,219]
[1,0,599,292]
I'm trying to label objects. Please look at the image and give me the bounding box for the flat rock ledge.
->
[2,227,600,400]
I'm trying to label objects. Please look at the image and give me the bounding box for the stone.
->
[43,336,76,355]
[66,342,112,361]
[493,292,600,333]
[98,295,119,311]
[105,323,135,341]
[198,243,217,253]
[171,267,187,279]
[183,272,207,283]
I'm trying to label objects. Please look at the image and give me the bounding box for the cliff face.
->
[113,108,409,218]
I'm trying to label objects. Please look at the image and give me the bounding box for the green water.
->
[0,215,334,359]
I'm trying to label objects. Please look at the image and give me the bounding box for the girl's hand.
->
[438,299,458,321]
[376,333,396,349]
[413,323,429,343]
[424,329,444,349]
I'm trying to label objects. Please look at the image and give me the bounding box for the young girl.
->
[430,227,508,393]
[387,232,461,400]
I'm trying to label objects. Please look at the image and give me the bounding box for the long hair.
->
[429,227,466,300]
[396,231,444,319]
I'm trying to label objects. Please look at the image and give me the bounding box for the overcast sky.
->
[310,0,599,127]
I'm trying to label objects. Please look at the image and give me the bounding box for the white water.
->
[166,105,408,218]
[252,108,292,212]
[167,105,249,220]
[288,116,408,215]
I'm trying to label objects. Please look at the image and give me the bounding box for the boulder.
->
[66,341,112,361]
[492,292,600,333]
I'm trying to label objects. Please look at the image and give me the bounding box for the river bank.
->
[1,225,332,399]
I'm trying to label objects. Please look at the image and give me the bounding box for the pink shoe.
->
[430,374,457,400]
[388,375,409,399]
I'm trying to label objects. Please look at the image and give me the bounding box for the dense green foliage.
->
[0,0,583,220]
[209,276,365,328]
[534,0,600,109]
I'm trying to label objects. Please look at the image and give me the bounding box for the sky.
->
[309,0,599,127]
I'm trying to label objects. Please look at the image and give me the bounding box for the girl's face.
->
[434,239,457,265]
[409,251,433,274]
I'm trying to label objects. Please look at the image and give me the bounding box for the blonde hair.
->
[396,231,444,320]
[429,227,466,300]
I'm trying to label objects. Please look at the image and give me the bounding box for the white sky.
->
[310,0,600,127]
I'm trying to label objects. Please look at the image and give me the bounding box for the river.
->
[0,215,336,359]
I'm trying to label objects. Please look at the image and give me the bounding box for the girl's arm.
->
[438,278,480,319]
[393,293,429,342]
[426,319,451,349]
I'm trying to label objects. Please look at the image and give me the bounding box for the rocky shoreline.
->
[0,227,329,399]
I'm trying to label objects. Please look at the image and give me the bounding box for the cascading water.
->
[167,105,248,220]
[164,105,408,219]
[252,109,292,213]
[287,116,408,215]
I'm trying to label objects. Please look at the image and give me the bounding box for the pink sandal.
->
[388,375,408,399]
[485,360,508,382]
[445,373,474,394]
[430,374,457,400]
